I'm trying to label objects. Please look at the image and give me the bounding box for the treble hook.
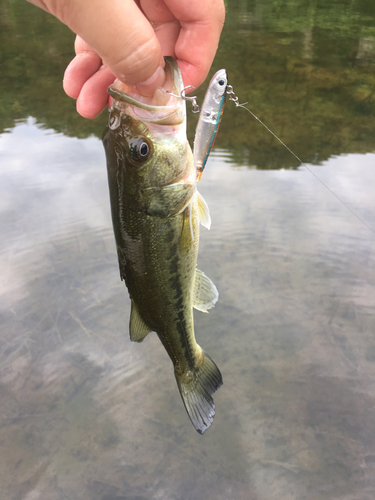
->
[166,86,201,113]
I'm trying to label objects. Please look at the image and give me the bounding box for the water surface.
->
[1,1,375,499]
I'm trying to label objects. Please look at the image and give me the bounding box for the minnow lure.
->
[166,69,227,180]
[193,69,228,180]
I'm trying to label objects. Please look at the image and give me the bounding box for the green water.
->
[0,1,374,499]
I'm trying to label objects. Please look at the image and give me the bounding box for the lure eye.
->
[218,79,226,86]
[128,137,152,163]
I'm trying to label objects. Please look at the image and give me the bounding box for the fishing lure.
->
[193,69,228,180]
[167,69,228,180]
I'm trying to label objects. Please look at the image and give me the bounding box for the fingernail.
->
[136,66,166,97]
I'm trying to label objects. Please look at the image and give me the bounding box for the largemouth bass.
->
[102,57,222,434]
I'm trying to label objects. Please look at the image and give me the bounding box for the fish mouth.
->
[108,57,185,125]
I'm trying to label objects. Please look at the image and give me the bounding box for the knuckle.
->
[112,37,161,85]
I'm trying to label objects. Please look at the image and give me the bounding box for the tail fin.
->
[175,351,223,434]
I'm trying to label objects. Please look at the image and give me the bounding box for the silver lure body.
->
[193,69,228,178]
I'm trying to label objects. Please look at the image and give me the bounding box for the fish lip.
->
[107,57,185,124]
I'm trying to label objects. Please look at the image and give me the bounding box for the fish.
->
[102,57,223,434]
[194,69,228,179]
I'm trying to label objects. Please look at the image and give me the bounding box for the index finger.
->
[164,0,225,88]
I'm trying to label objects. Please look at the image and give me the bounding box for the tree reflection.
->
[1,0,374,169]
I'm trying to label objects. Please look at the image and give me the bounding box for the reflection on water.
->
[1,0,375,168]
[1,121,374,499]
[1,0,375,497]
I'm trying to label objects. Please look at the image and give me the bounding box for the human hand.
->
[26,0,225,119]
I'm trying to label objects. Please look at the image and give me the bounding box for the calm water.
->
[1,1,375,499]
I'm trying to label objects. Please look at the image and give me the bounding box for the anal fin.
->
[193,268,219,313]
[129,301,152,342]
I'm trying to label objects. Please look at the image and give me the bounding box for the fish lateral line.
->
[226,86,375,236]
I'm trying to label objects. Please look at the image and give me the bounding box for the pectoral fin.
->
[197,191,211,229]
[129,301,152,342]
[180,202,195,255]
[193,269,219,313]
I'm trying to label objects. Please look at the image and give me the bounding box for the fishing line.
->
[226,85,375,235]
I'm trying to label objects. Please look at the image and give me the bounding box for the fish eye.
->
[128,137,152,163]
[218,79,226,86]
[140,142,149,156]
